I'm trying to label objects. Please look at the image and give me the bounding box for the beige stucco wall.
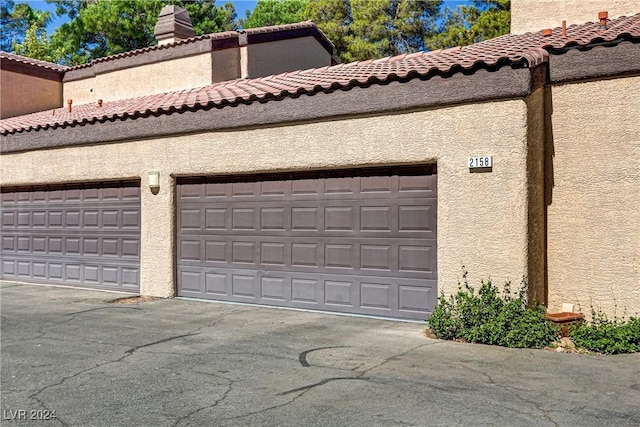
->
[0,98,532,300]
[511,0,639,33]
[243,37,333,79]
[63,53,214,105]
[62,36,332,106]
[0,70,62,118]
[546,76,640,317]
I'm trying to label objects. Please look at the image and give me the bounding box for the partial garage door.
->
[1,182,141,291]
[177,166,437,320]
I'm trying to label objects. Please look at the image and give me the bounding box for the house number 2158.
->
[468,156,493,169]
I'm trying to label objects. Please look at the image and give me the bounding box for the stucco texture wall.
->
[1,98,531,300]
[511,0,639,34]
[63,53,213,105]
[1,70,62,118]
[547,76,640,316]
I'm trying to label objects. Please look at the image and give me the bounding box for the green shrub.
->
[428,271,560,349]
[569,309,640,355]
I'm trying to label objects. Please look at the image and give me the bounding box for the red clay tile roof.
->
[2,13,639,135]
[0,52,68,72]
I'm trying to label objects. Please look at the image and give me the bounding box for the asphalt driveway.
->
[1,281,639,426]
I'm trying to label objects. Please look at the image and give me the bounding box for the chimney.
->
[598,11,608,30]
[154,5,195,46]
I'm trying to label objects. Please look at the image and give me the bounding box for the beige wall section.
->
[0,99,531,299]
[63,53,213,105]
[1,70,62,118]
[244,37,332,79]
[547,76,640,316]
[139,172,175,298]
[62,76,95,106]
[511,0,639,33]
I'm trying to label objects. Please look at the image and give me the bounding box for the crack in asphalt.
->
[172,371,234,427]
[360,342,430,375]
[23,306,142,342]
[454,362,559,426]
[277,376,369,395]
[124,332,200,355]
[568,406,640,424]
[65,306,142,315]
[217,342,432,423]
[23,308,252,424]
[29,395,69,427]
[27,332,203,414]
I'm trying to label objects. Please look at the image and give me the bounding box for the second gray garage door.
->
[177,166,437,320]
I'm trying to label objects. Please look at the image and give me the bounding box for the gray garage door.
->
[177,166,437,320]
[1,182,141,291]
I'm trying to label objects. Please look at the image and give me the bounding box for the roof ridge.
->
[0,51,68,71]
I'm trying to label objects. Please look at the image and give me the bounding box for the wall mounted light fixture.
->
[148,171,160,193]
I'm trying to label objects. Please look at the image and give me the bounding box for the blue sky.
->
[25,1,469,35]
[26,1,259,34]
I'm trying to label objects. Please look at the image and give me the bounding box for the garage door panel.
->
[205,208,227,230]
[399,285,435,313]
[260,180,290,197]
[180,174,436,201]
[179,269,203,294]
[180,208,202,231]
[205,240,228,263]
[121,267,139,287]
[190,236,436,279]
[3,236,15,251]
[33,262,47,278]
[177,167,436,319]
[324,279,356,307]
[261,276,288,301]
[231,208,257,231]
[85,265,100,283]
[33,211,47,227]
[178,199,436,237]
[231,241,256,264]
[0,182,140,291]
[205,271,227,296]
[17,236,30,252]
[260,207,287,231]
[49,262,63,280]
[177,266,436,320]
[231,274,257,298]
[181,236,435,279]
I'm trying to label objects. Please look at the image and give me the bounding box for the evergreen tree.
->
[1,0,51,52]
[303,0,441,62]
[426,0,510,50]
[240,0,310,28]
[10,0,237,65]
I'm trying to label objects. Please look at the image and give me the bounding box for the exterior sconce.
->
[148,171,160,194]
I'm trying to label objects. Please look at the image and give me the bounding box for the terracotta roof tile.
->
[0,52,68,72]
[2,14,639,135]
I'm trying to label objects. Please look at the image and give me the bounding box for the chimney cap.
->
[154,5,195,45]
